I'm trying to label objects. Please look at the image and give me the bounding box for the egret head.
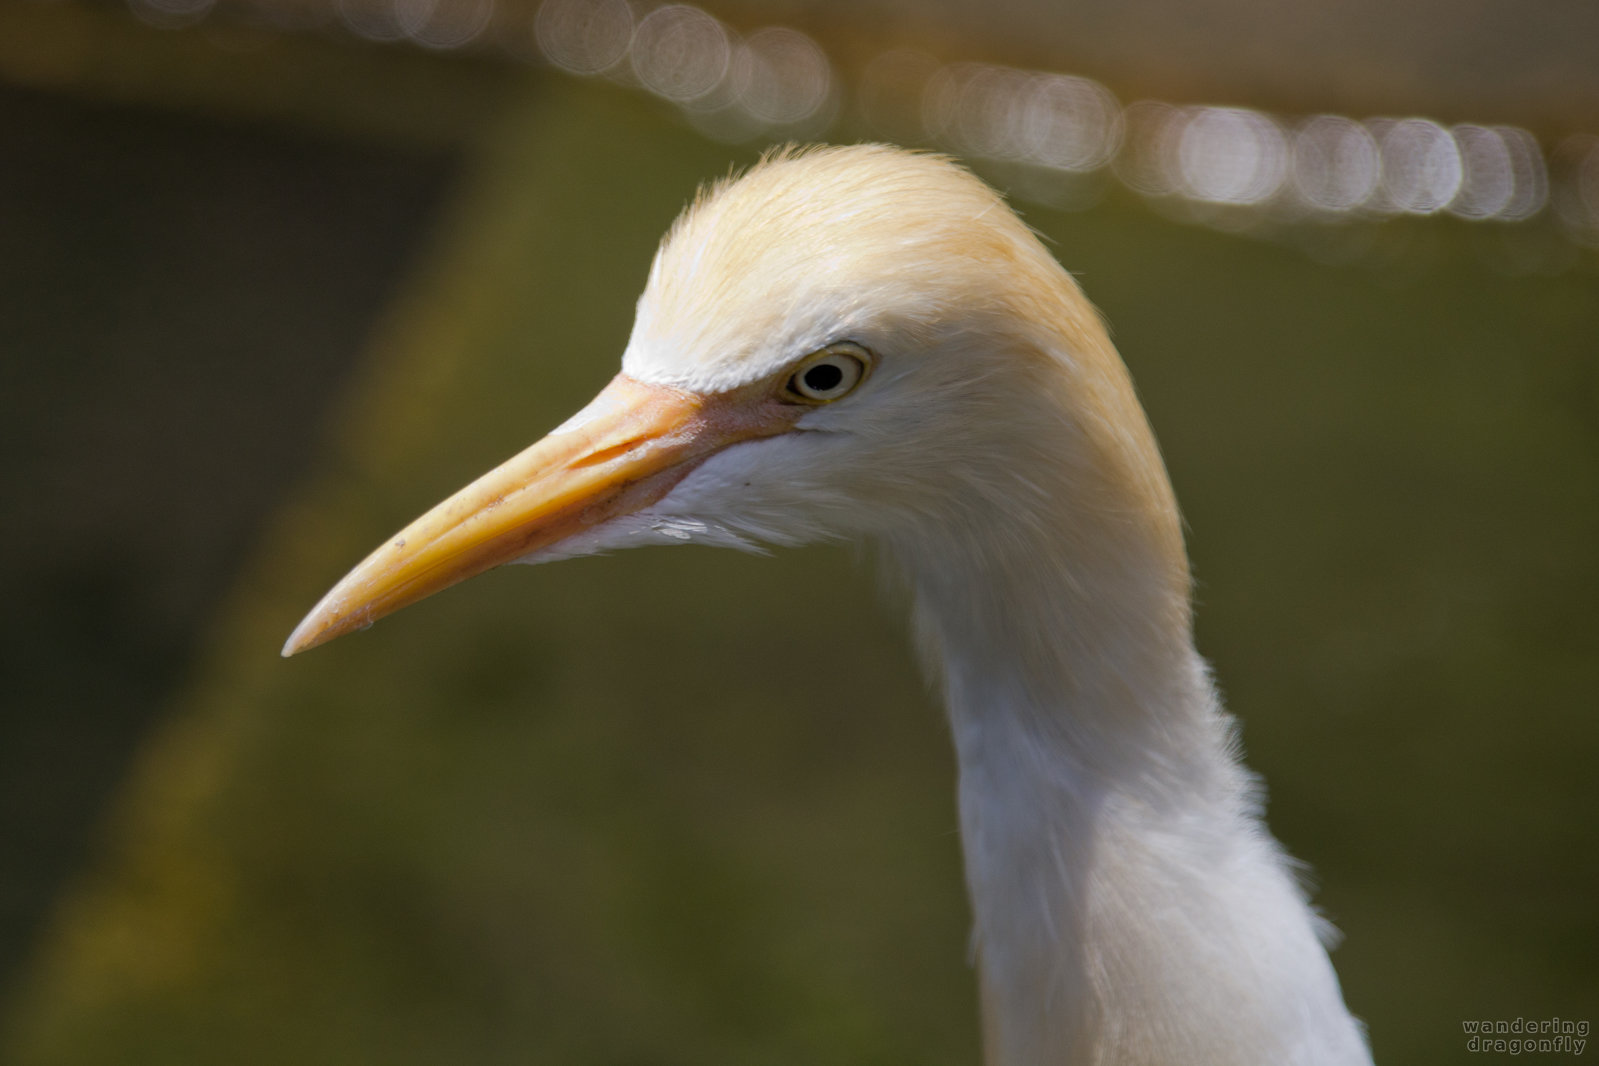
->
[284,145,1181,656]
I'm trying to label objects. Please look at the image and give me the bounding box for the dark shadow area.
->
[0,83,457,996]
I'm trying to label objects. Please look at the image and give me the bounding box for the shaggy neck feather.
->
[885,401,1370,1066]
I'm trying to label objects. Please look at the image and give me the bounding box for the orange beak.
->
[283,374,795,656]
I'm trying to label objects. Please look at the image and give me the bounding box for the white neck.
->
[886,441,1371,1066]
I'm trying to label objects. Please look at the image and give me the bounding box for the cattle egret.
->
[285,145,1372,1065]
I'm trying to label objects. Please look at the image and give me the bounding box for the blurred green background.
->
[2,1,1596,1063]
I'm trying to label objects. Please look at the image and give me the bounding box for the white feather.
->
[545,145,1371,1065]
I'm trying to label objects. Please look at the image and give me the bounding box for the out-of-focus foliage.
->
[3,23,1597,1066]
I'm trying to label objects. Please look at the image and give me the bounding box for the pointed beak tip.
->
[280,620,315,658]
[281,603,343,658]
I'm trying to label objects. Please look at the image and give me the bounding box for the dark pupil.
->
[803,363,845,393]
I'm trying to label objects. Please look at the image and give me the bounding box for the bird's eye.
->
[784,344,870,404]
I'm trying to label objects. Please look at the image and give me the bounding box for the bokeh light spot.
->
[732,28,830,125]
[1022,74,1122,172]
[630,5,731,103]
[1114,101,1185,197]
[1177,107,1288,205]
[1293,115,1380,212]
[1378,118,1463,215]
[534,0,633,76]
